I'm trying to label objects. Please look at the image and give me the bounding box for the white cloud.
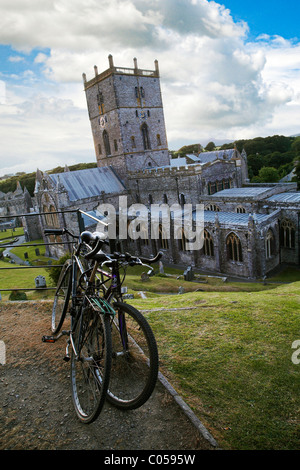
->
[0,0,300,175]
[8,55,25,63]
[0,80,5,104]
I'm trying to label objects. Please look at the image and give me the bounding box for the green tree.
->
[247,154,266,176]
[205,141,216,151]
[291,136,300,154]
[258,167,280,183]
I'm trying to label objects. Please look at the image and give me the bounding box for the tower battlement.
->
[83,55,160,90]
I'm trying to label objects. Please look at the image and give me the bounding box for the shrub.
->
[46,252,71,286]
[9,290,28,301]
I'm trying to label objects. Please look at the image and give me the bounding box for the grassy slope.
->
[130,281,300,450]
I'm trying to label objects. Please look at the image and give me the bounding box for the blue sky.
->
[0,0,300,176]
[223,0,300,40]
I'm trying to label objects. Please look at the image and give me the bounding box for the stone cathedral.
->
[34,55,300,279]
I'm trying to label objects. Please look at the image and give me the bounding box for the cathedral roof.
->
[196,149,237,164]
[202,210,274,226]
[48,166,126,201]
[266,192,300,203]
[210,187,273,199]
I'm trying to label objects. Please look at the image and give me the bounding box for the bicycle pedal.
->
[63,355,70,362]
[42,335,56,343]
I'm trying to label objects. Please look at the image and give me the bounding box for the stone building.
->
[31,55,300,279]
[0,181,36,237]
[80,55,300,279]
[34,165,126,258]
[0,181,32,219]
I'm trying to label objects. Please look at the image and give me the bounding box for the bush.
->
[46,252,71,286]
[9,290,28,301]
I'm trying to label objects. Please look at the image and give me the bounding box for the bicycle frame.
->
[64,244,115,361]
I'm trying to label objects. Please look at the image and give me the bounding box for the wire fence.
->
[0,209,94,296]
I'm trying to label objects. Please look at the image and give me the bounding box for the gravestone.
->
[35,275,47,288]
[159,261,164,274]
[184,266,194,281]
[141,272,149,282]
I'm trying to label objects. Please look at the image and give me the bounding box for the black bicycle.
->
[43,228,161,421]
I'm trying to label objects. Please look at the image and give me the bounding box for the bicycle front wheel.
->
[51,259,72,334]
[70,304,112,423]
[107,302,159,410]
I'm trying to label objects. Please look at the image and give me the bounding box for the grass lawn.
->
[130,281,300,450]
[9,238,50,266]
[0,259,53,300]
[0,238,53,300]
[0,227,24,243]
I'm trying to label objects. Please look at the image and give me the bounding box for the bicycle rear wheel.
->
[51,259,72,334]
[107,302,159,410]
[70,303,112,423]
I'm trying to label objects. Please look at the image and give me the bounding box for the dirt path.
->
[0,301,217,451]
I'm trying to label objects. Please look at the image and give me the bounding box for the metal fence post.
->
[77,209,85,234]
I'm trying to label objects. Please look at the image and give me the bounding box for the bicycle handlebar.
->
[82,231,109,259]
[44,228,79,239]
[44,229,163,266]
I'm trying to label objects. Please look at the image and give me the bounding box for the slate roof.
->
[48,166,126,202]
[202,211,273,226]
[211,187,272,199]
[266,192,300,203]
[197,149,236,164]
[168,206,275,227]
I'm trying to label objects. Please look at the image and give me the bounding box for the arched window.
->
[179,193,185,206]
[203,230,214,257]
[141,123,151,150]
[208,182,217,195]
[280,219,295,248]
[158,224,169,250]
[97,92,104,114]
[236,206,246,213]
[265,229,275,259]
[140,226,149,246]
[205,204,220,212]
[103,130,111,156]
[227,232,243,262]
[217,181,223,192]
[177,227,187,251]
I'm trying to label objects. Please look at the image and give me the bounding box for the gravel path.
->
[0,301,217,451]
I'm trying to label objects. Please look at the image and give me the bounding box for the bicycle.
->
[42,228,113,423]
[42,228,162,422]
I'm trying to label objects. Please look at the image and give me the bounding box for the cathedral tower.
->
[83,55,169,181]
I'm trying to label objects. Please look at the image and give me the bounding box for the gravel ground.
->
[0,301,216,451]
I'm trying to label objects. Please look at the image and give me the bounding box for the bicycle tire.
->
[70,302,112,423]
[51,259,72,334]
[107,302,159,410]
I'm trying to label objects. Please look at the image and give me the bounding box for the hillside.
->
[177,134,300,184]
